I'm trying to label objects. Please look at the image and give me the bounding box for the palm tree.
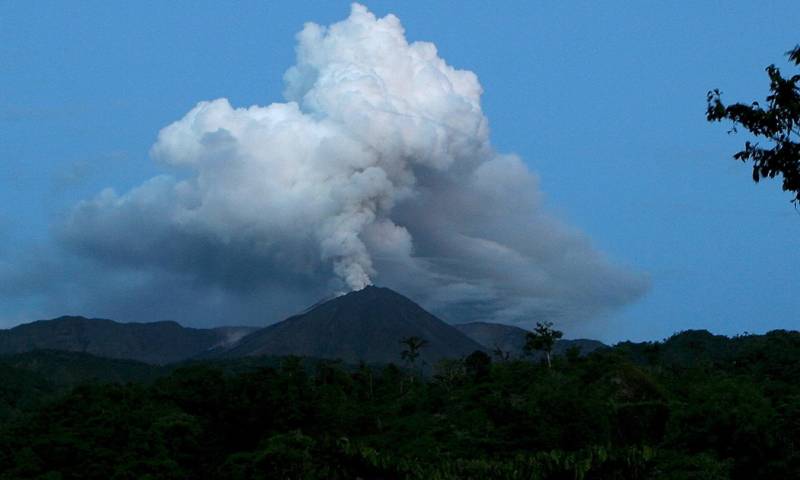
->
[399,336,428,380]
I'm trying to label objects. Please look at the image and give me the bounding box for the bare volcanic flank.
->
[223,286,485,364]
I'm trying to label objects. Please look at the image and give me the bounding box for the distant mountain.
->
[0,316,257,364]
[454,321,606,358]
[615,329,744,367]
[454,322,531,355]
[554,338,607,356]
[221,286,485,364]
[1,296,612,367]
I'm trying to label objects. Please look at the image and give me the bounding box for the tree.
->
[524,321,563,368]
[399,336,428,381]
[491,344,511,362]
[707,45,800,202]
[432,358,466,392]
[464,350,492,380]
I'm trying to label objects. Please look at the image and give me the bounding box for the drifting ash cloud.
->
[55,4,648,328]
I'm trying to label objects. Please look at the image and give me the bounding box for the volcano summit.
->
[221,286,485,364]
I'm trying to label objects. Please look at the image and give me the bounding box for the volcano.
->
[222,286,485,364]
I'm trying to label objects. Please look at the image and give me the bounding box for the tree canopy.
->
[2,330,800,478]
[523,321,564,368]
[707,45,800,202]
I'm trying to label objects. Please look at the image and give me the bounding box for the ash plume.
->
[55,4,648,328]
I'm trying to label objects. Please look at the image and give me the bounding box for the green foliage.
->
[399,336,428,366]
[1,330,799,479]
[0,350,168,423]
[707,44,800,202]
[463,350,492,380]
[524,321,564,368]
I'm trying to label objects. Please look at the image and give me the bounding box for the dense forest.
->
[1,329,799,479]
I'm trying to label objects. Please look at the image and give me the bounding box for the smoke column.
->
[61,4,648,326]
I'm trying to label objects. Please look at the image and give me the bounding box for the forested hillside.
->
[0,317,256,364]
[1,329,799,479]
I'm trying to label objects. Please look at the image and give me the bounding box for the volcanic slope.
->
[222,286,485,364]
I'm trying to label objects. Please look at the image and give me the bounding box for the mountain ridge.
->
[0,315,257,364]
[454,321,607,358]
[0,289,613,366]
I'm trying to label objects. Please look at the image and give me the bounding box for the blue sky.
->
[1,1,798,342]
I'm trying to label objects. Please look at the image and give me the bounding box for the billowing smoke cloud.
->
[57,4,648,328]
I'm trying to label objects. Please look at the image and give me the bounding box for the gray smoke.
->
[54,4,648,328]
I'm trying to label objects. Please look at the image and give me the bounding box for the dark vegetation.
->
[707,44,800,202]
[1,329,799,479]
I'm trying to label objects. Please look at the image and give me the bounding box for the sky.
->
[1,1,798,343]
